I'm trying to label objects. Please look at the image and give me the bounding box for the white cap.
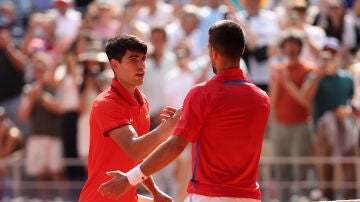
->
[54,0,73,4]
[323,37,341,51]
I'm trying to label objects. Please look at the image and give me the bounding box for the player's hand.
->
[160,106,181,122]
[98,170,132,200]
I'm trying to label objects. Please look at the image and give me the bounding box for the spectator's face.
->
[321,48,340,72]
[289,7,307,22]
[208,0,221,8]
[180,14,199,34]
[323,47,337,57]
[150,31,166,51]
[174,44,190,67]
[97,5,113,19]
[75,38,90,55]
[55,1,70,14]
[143,0,156,7]
[282,40,301,58]
[32,60,49,82]
[243,0,261,13]
[328,3,345,18]
[35,18,55,40]
[354,0,360,16]
[84,60,102,70]
[0,5,15,28]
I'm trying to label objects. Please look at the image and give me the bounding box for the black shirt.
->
[0,49,25,101]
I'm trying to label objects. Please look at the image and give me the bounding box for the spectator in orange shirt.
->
[269,28,317,201]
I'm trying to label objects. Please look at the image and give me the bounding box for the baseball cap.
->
[78,41,108,63]
[54,0,73,6]
[323,37,341,52]
[54,0,72,3]
[95,0,112,9]
[287,0,308,8]
[27,38,46,55]
[0,13,11,28]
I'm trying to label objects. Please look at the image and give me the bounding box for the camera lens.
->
[0,13,10,29]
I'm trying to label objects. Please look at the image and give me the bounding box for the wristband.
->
[126,164,147,186]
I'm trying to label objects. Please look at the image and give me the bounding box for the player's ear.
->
[209,45,217,59]
[110,59,119,68]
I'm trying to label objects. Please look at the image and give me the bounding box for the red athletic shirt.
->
[173,68,270,199]
[79,79,150,202]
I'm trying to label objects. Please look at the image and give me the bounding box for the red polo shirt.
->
[80,79,150,202]
[174,68,270,199]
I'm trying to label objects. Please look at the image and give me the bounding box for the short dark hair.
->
[279,28,304,50]
[105,34,147,62]
[150,26,167,40]
[208,20,245,60]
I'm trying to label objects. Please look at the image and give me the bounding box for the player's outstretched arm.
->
[98,135,188,200]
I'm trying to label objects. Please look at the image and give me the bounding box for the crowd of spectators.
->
[1,0,360,201]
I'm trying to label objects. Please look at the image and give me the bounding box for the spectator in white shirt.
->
[50,0,81,43]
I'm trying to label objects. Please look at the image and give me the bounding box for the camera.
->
[0,13,11,29]
[124,0,141,8]
[320,50,332,60]
[290,11,299,20]
[87,66,101,76]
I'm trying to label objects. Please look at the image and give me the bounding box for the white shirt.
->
[51,8,81,41]
[302,24,327,62]
[140,52,177,115]
[198,5,228,51]
[342,12,358,49]
[136,1,174,28]
[55,65,80,111]
[236,9,280,85]
[163,68,195,107]
[166,20,202,59]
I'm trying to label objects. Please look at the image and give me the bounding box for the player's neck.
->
[116,78,137,98]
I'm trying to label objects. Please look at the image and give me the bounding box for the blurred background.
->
[1,0,360,201]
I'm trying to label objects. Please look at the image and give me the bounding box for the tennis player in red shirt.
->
[98,20,271,202]
[79,35,181,202]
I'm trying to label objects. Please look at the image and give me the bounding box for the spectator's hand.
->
[28,13,44,35]
[98,170,132,200]
[275,66,289,85]
[282,11,304,30]
[334,105,351,120]
[0,29,10,49]
[53,37,71,64]
[315,59,328,79]
[29,82,43,101]
[153,190,173,202]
